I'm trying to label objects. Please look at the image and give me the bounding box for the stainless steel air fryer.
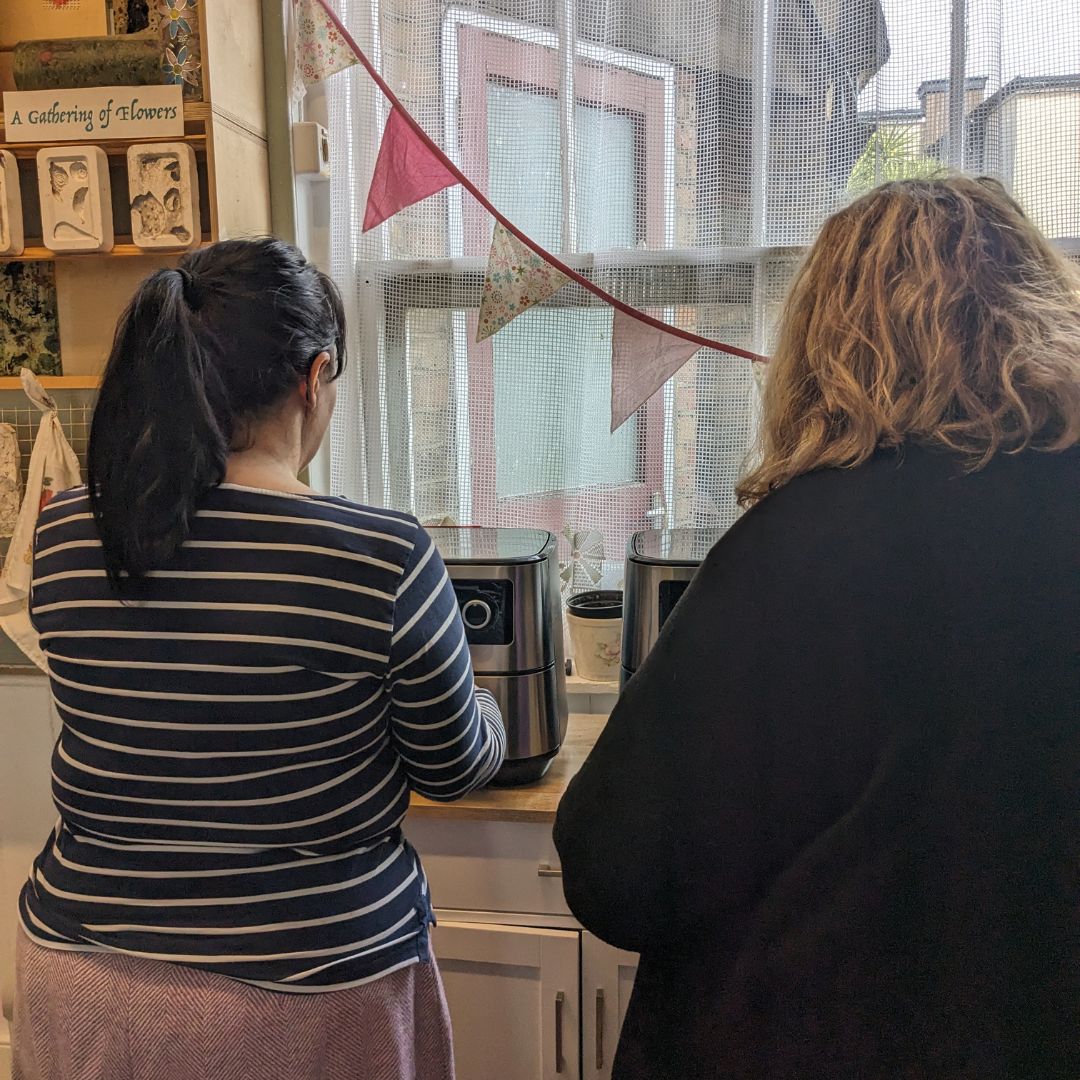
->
[621,528,727,686]
[429,528,569,786]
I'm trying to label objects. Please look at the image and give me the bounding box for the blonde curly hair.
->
[738,176,1080,507]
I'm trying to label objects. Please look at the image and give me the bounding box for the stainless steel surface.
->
[622,528,725,675]
[434,529,561,674]
[437,527,569,775]
[475,668,568,763]
[555,991,566,1074]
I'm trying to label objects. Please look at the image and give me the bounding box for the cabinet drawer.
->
[406,818,571,917]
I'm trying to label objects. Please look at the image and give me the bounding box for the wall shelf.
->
[0,131,208,160]
[0,375,100,390]
[7,241,209,262]
[0,1,270,389]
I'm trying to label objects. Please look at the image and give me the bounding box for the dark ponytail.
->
[88,237,346,586]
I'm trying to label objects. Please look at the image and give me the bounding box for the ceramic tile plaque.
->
[0,150,25,258]
[127,141,200,249]
[36,145,115,254]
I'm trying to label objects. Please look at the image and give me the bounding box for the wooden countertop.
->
[409,713,606,824]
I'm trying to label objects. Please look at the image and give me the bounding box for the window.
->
[453,21,669,541]
[327,0,1079,579]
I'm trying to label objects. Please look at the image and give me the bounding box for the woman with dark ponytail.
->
[14,238,505,1080]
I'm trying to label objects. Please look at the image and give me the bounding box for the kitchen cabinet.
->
[432,919,639,1080]
[409,794,639,1080]
[582,935,638,1080]
[434,921,581,1080]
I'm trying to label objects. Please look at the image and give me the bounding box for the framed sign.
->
[2,85,184,143]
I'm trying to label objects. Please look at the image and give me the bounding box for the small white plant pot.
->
[127,142,201,250]
[36,145,113,254]
[0,150,25,257]
[565,590,623,683]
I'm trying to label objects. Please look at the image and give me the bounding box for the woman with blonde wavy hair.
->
[555,176,1080,1080]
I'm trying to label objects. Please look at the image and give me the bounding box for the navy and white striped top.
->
[19,484,505,991]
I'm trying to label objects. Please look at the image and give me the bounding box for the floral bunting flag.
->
[363,106,459,232]
[610,307,701,432]
[477,223,570,342]
[293,0,358,92]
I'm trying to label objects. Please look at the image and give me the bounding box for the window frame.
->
[373,251,782,553]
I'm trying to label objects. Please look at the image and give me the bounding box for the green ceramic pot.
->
[13,34,162,92]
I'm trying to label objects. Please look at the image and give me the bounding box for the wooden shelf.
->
[0,1,271,389]
[0,375,100,390]
[6,242,208,262]
[0,132,207,160]
[566,673,620,695]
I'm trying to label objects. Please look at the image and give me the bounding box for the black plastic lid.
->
[566,589,623,619]
[430,527,554,563]
[627,528,726,566]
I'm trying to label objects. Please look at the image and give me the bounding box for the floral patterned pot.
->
[566,590,623,683]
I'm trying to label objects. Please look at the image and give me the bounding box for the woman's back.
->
[556,442,1079,1078]
[23,483,504,990]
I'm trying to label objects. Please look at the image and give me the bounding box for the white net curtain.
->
[325,0,1079,583]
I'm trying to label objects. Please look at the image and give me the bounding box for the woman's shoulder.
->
[205,484,422,557]
[701,441,1078,578]
[37,486,91,529]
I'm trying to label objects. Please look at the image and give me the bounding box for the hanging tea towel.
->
[0,369,82,670]
[0,423,21,538]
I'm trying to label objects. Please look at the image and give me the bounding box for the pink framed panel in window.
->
[456,24,669,542]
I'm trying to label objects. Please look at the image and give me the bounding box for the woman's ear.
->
[304,351,332,411]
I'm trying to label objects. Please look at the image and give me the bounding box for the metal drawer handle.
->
[538,863,563,878]
[555,990,565,1074]
[596,988,605,1070]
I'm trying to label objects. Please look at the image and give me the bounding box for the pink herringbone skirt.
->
[13,932,455,1080]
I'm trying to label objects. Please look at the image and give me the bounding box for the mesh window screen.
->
[327,0,1079,583]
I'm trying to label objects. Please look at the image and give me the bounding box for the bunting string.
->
[305,0,768,368]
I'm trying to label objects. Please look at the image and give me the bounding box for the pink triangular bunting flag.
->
[610,308,701,432]
[477,224,570,342]
[363,107,459,232]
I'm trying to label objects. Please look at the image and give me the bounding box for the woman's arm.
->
[388,525,506,800]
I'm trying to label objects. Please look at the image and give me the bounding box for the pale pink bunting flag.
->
[610,308,701,432]
[363,107,459,232]
[477,223,570,342]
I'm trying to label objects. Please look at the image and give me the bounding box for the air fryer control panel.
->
[452,580,514,646]
[658,578,691,630]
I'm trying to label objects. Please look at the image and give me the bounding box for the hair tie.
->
[176,267,203,311]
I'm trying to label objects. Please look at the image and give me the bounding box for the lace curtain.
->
[324,0,1079,582]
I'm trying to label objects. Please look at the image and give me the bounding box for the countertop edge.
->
[407,713,604,824]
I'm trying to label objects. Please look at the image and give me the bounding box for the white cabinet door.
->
[581,934,639,1080]
[433,921,581,1080]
